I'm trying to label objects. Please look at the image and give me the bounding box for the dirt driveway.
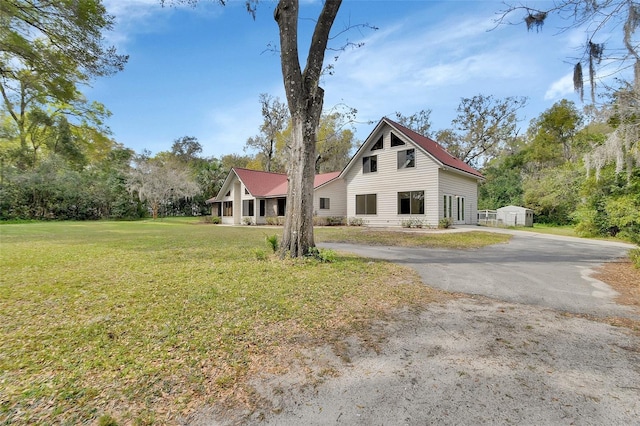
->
[192,230,640,425]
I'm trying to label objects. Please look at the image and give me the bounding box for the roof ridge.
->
[383,117,483,179]
[233,167,287,176]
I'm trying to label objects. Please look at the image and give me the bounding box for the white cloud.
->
[103,0,225,48]
[322,5,545,128]
[544,72,575,100]
[104,0,159,17]
[103,0,168,47]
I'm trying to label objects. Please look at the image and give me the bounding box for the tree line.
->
[1,0,638,247]
[0,90,355,221]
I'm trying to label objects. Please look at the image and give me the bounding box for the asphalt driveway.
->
[321,228,638,318]
[191,228,640,425]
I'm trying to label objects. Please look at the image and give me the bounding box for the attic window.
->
[245,188,250,195]
[371,135,383,150]
[225,190,231,197]
[391,132,405,147]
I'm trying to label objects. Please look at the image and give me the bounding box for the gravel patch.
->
[212,297,640,425]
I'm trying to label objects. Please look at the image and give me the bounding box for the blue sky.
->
[92,0,592,158]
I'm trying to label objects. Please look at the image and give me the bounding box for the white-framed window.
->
[443,195,465,221]
[398,191,424,215]
[223,201,233,216]
[457,196,465,221]
[355,194,377,215]
[242,199,254,216]
[443,195,452,219]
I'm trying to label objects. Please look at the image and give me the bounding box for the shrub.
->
[265,216,285,226]
[604,195,640,244]
[326,216,346,226]
[201,215,221,224]
[313,216,328,226]
[348,217,364,226]
[242,217,254,225]
[438,218,453,229]
[401,218,424,228]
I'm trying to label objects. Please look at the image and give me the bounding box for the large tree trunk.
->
[274,0,341,257]
[281,111,320,256]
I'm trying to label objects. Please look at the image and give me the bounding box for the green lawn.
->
[530,223,578,237]
[0,220,510,424]
[316,227,511,248]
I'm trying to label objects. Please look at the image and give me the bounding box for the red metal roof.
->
[314,170,341,187]
[219,168,341,199]
[384,118,484,179]
[234,168,288,197]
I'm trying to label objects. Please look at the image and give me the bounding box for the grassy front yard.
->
[0,220,509,424]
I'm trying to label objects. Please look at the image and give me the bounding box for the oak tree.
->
[126,153,200,219]
[244,94,289,172]
[165,0,344,257]
[435,94,527,169]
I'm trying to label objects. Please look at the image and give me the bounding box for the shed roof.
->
[497,205,533,212]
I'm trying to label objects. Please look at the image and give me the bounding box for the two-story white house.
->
[341,117,484,227]
[208,117,483,227]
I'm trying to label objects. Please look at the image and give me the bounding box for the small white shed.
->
[496,205,534,227]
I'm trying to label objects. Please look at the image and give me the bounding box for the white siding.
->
[439,169,480,225]
[314,178,347,217]
[344,126,441,227]
[218,190,235,225]
[240,182,257,225]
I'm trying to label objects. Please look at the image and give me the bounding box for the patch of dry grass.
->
[315,227,511,249]
[0,220,447,425]
[592,258,640,334]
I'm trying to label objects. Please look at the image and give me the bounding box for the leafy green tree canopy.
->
[435,94,527,168]
[1,0,128,89]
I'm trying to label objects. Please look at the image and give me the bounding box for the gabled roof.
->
[209,168,342,202]
[341,117,484,180]
[235,168,287,197]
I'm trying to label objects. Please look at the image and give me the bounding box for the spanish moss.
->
[524,11,547,32]
[573,62,584,102]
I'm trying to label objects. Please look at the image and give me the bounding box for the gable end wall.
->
[344,125,442,227]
